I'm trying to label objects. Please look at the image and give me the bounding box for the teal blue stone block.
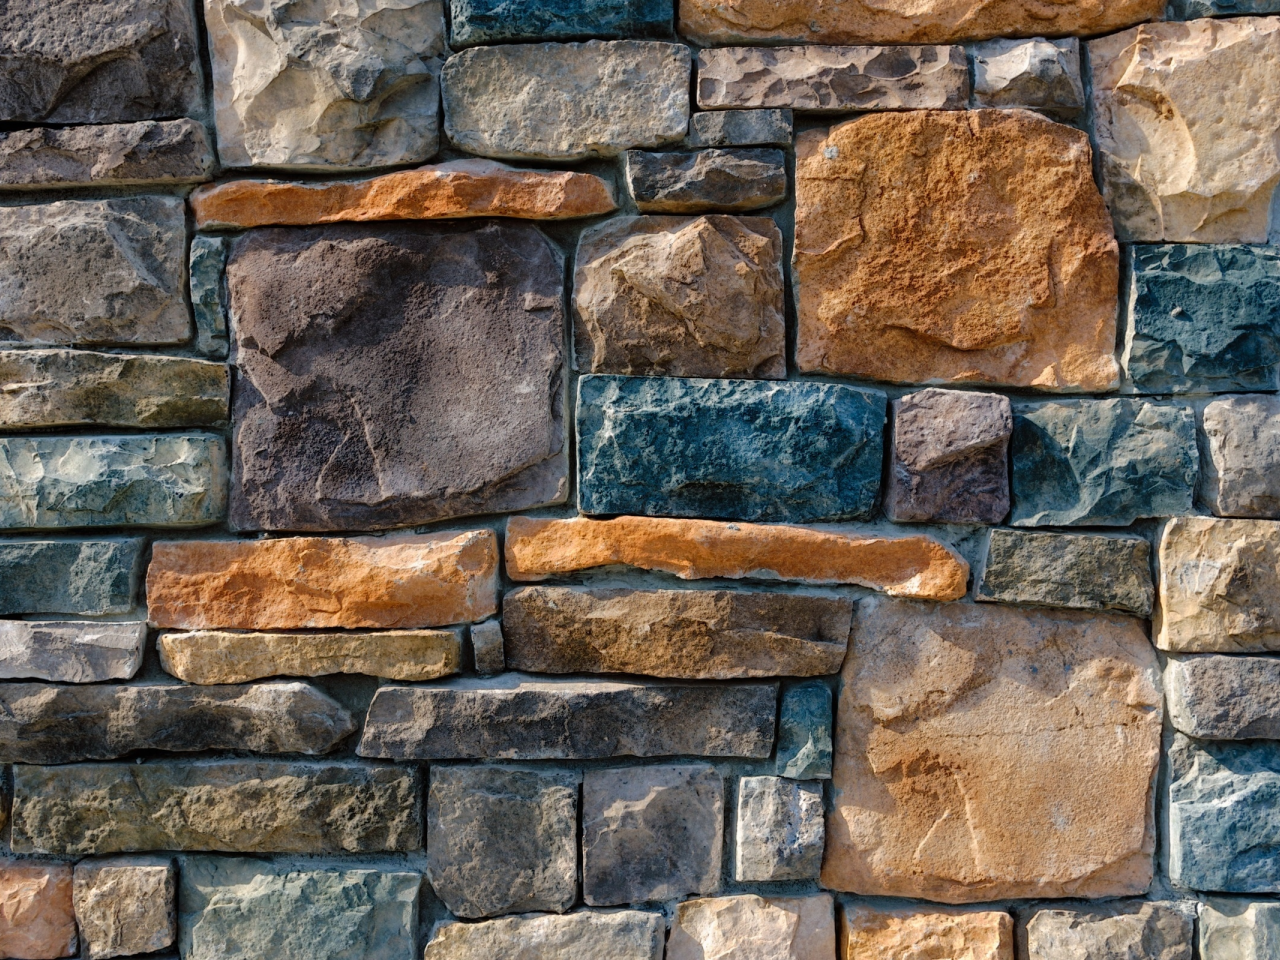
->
[0,539,143,615]
[189,234,229,359]
[576,375,886,523]
[776,680,832,780]
[450,0,671,47]
[1167,0,1280,17]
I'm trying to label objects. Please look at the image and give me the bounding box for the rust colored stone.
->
[0,862,76,959]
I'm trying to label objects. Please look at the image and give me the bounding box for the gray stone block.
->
[734,777,824,881]
[970,38,1083,119]
[1167,655,1280,740]
[0,539,143,616]
[470,620,506,675]
[189,235,230,359]
[0,621,145,683]
[776,680,832,780]
[623,148,786,213]
[1201,394,1280,518]
[1199,899,1280,960]
[0,120,213,189]
[686,109,793,147]
[1025,900,1193,960]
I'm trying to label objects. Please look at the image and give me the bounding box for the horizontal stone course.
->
[0,119,213,189]
[424,910,664,959]
[624,148,786,213]
[0,621,145,683]
[0,539,143,616]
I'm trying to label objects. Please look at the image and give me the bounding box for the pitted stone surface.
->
[776,681,832,780]
[1199,899,1280,960]
[189,235,229,359]
[971,38,1083,119]
[843,905,1013,960]
[0,862,76,960]
[471,620,506,674]
[424,911,665,959]
[624,148,785,213]
[687,109,793,148]
[74,858,175,960]
[1166,655,1280,740]
[0,621,145,683]
[734,777,824,882]
[450,0,672,46]
[668,895,836,960]
[1203,395,1280,517]
[0,539,143,617]
[1025,901,1193,960]
[0,120,213,189]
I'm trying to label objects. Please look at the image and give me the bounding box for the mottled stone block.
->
[74,858,175,960]
[450,0,671,46]
[843,905,1013,960]
[970,38,1083,119]
[686,109,793,148]
[424,911,664,959]
[776,680,832,779]
[669,895,835,960]
[1166,655,1280,740]
[470,620,505,674]
[0,539,143,616]
[735,777,824,881]
[1200,899,1280,960]
[624,149,786,213]
[188,236,229,359]
[1024,901,1193,960]
[0,862,76,960]
[0,621,144,683]
[1169,0,1280,14]
[0,120,212,189]
[1203,395,1280,517]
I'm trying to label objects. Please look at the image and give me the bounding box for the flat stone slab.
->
[228,221,566,531]
[425,911,664,959]
[843,905,1012,960]
[776,680,832,779]
[0,862,76,960]
[449,0,671,46]
[11,760,422,855]
[0,621,145,683]
[0,539,143,616]
[577,375,886,523]
[1166,654,1280,740]
[1203,395,1280,517]
[686,109,793,147]
[1199,899,1280,959]
[669,895,835,960]
[74,858,175,960]
[970,38,1083,119]
[0,120,211,190]
[1025,901,1193,960]
[358,674,777,760]
[624,148,786,213]
[735,778,824,882]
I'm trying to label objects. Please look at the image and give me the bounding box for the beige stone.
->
[842,904,1014,960]
[793,109,1119,391]
[1090,19,1280,243]
[667,894,836,960]
[424,910,664,959]
[824,597,1161,902]
[73,858,175,959]
[0,862,76,959]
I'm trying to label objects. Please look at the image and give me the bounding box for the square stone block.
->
[73,857,176,959]
[734,777,823,881]
[0,861,76,959]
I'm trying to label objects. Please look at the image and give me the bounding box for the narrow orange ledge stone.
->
[505,516,969,601]
[189,158,618,229]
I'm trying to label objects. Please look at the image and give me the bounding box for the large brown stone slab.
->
[842,905,1013,960]
[824,597,1161,902]
[793,109,1120,391]
[0,862,76,959]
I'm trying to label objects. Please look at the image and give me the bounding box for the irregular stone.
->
[776,680,832,779]
[0,197,189,346]
[470,620,505,674]
[624,149,786,213]
[1010,400,1198,526]
[970,38,1083,119]
[0,0,202,123]
[0,862,76,960]
[205,0,444,170]
[146,530,498,630]
[450,0,671,46]
[976,529,1154,617]
[885,388,1012,524]
[158,628,462,684]
[668,895,835,960]
[1200,899,1280,960]
[228,221,566,531]
[505,515,970,601]
[360,675,776,760]
[1091,19,1280,243]
[1203,395,1280,517]
[503,585,850,679]
[794,110,1120,391]
[686,109,793,148]
[734,777,824,882]
[697,45,968,111]
[427,766,578,918]
[1026,902,1192,960]
[1123,245,1280,394]
[573,215,786,379]
[583,764,723,905]
[0,621,145,683]
[577,376,886,522]
[0,120,211,190]
[1166,655,1280,740]
[842,905,1013,960]
[11,760,421,855]
[189,236,230,359]
[180,858,419,960]
[74,858,175,960]
[1169,0,1280,14]
[825,596,1162,902]
[442,41,690,161]
[424,911,664,959]
[0,539,143,616]
[0,434,227,530]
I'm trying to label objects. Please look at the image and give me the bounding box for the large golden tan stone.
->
[793,109,1119,391]
[824,597,1161,902]
[147,531,498,631]
[0,862,76,959]
[505,516,968,601]
[841,904,1013,960]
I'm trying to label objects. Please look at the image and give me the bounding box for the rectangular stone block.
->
[776,680,832,779]
[669,895,835,960]
[0,120,213,189]
[358,674,777,760]
[470,620,505,674]
[1199,899,1280,960]
[74,857,175,960]
[686,109,793,147]
[0,621,144,683]
[1202,394,1280,517]
[449,0,672,46]
[1024,901,1192,960]
[425,911,664,959]
[735,777,824,881]
[188,235,229,359]
[970,38,1083,119]
[843,905,1012,960]
[1166,654,1280,740]
[0,861,76,960]
[0,539,143,616]
[1169,0,1280,14]
[623,148,786,213]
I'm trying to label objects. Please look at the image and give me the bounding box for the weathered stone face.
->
[793,110,1120,391]
[734,777,824,882]
[0,539,143,617]
[0,862,77,960]
[424,911,665,959]
[623,149,786,213]
[824,597,1161,902]
[229,221,566,531]
[687,109,793,148]
[970,38,1083,119]
[1170,0,1280,13]
[1199,899,1280,960]
[776,681,832,779]
[1166,655,1280,740]
[668,895,836,960]
[74,858,176,960]
[1202,395,1280,517]
[0,120,212,189]
[0,621,145,683]
[450,0,672,45]
[1024,901,1193,960]
[470,620,505,674]
[842,905,1014,960]
[189,236,230,359]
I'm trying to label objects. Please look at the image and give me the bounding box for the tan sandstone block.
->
[842,904,1014,960]
[73,858,175,959]
[794,109,1119,391]
[0,862,76,959]
[667,894,835,960]
[824,597,1161,902]
[147,531,498,630]
[505,515,969,601]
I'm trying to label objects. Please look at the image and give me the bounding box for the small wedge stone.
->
[1202,395,1280,517]
[0,621,145,683]
[470,620,505,674]
[686,109,793,147]
[776,681,832,780]
[970,38,1083,119]
[1199,899,1280,960]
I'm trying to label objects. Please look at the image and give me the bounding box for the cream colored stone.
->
[73,858,175,959]
[667,895,836,960]
[841,904,1013,960]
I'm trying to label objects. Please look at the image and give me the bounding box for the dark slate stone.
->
[0,539,143,616]
[576,375,886,522]
[685,109,793,148]
[0,120,213,189]
[775,680,832,779]
[1166,0,1280,16]
[190,235,230,360]
[1123,245,1280,394]
[450,0,671,46]
[228,221,566,532]
[1167,655,1280,740]
[623,148,787,213]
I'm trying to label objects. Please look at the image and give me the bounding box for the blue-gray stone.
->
[1010,399,1198,527]
[449,0,671,47]
[1123,245,1280,394]
[190,235,229,359]
[776,680,832,779]
[577,376,886,522]
[686,109,793,148]
[0,539,143,615]
[1167,0,1280,17]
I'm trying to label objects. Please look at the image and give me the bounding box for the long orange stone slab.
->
[189,159,617,229]
[505,516,968,601]
[147,531,499,630]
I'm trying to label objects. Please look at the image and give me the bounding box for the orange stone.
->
[0,862,77,960]
[189,159,617,230]
[505,516,968,601]
[146,531,499,630]
[841,904,1014,960]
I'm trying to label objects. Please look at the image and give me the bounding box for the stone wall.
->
[1,0,1279,957]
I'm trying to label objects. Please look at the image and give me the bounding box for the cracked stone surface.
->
[0,621,145,683]
[0,120,213,188]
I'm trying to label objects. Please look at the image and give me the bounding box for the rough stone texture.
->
[450,0,672,46]
[424,911,664,959]
[205,0,444,170]
[1025,901,1193,960]
[1123,245,1280,394]
[0,539,143,617]
[0,197,189,347]
[0,120,212,189]
[776,681,832,779]
[843,905,1013,960]
[824,597,1162,902]
[1166,655,1280,740]
[1170,0,1280,14]
[189,236,229,360]
[229,221,566,531]
[359,675,777,760]
[505,515,970,601]
[696,45,968,112]
[574,215,786,379]
[668,895,836,960]
[976,529,1154,617]
[1091,19,1280,244]
[146,530,498,630]
[970,38,1083,119]
[503,585,850,679]
[735,777,824,882]
[0,0,203,123]
[794,110,1120,391]
[427,766,578,919]
[11,760,421,855]
[0,862,76,960]
[158,628,462,684]
[1199,899,1280,960]
[885,388,1012,524]
[180,858,419,960]
[0,434,227,530]
[624,149,786,213]
[0,681,354,763]
[1010,400,1198,526]
[74,858,175,960]
[1203,395,1280,517]
[577,376,886,522]
[687,109,793,148]
[1155,516,1280,653]
[583,764,723,905]
[470,620,505,674]
[0,621,145,683]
